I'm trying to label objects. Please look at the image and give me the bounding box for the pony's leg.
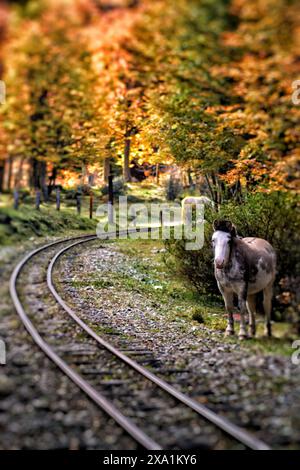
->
[222,289,235,336]
[237,290,248,339]
[263,282,273,337]
[246,294,256,338]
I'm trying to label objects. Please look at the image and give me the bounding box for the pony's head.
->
[212,220,237,269]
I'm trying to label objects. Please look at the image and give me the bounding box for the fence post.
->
[35,189,41,210]
[13,189,19,210]
[89,192,94,219]
[159,209,163,226]
[42,185,49,203]
[108,166,114,224]
[56,186,61,211]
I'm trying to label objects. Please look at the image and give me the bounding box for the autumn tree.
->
[1,0,108,192]
[83,2,147,182]
[0,1,8,192]
[124,0,300,199]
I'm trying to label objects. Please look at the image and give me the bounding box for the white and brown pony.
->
[212,220,276,339]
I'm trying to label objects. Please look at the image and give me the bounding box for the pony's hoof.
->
[225,329,234,337]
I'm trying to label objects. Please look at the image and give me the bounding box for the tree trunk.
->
[30,159,48,202]
[0,163,4,192]
[15,157,25,188]
[205,173,219,211]
[103,158,110,183]
[233,179,243,203]
[39,160,48,201]
[156,163,160,185]
[6,156,13,191]
[215,175,223,207]
[211,172,223,210]
[123,138,131,182]
[81,163,87,187]
[188,168,193,186]
[48,166,57,195]
[30,158,39,188]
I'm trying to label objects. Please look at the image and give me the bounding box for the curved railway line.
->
[9,231,271,450]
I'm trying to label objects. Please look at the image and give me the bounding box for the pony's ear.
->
[213,219,222,231]
[213,219,237,237]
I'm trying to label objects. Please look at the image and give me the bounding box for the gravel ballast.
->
[57,240,300,449]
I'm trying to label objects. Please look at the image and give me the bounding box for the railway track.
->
[10,232,271,450]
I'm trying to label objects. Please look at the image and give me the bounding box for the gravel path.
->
[57,240,300,449]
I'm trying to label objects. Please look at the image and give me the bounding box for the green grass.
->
[126,181,165,203]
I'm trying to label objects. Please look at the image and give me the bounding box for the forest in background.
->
[0,0,299,198]
[0,0,299,328]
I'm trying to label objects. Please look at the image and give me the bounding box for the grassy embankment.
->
[0,196,96,246]
[0,182,166,246]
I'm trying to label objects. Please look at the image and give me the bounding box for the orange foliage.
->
[209,0,300,192]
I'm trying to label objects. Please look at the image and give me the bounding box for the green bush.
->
[164,192,300,329]
[165,214,218,299]
[219,192,300,278]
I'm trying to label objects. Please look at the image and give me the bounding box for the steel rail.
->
[47,234,271,451]
[9,233,162,451]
